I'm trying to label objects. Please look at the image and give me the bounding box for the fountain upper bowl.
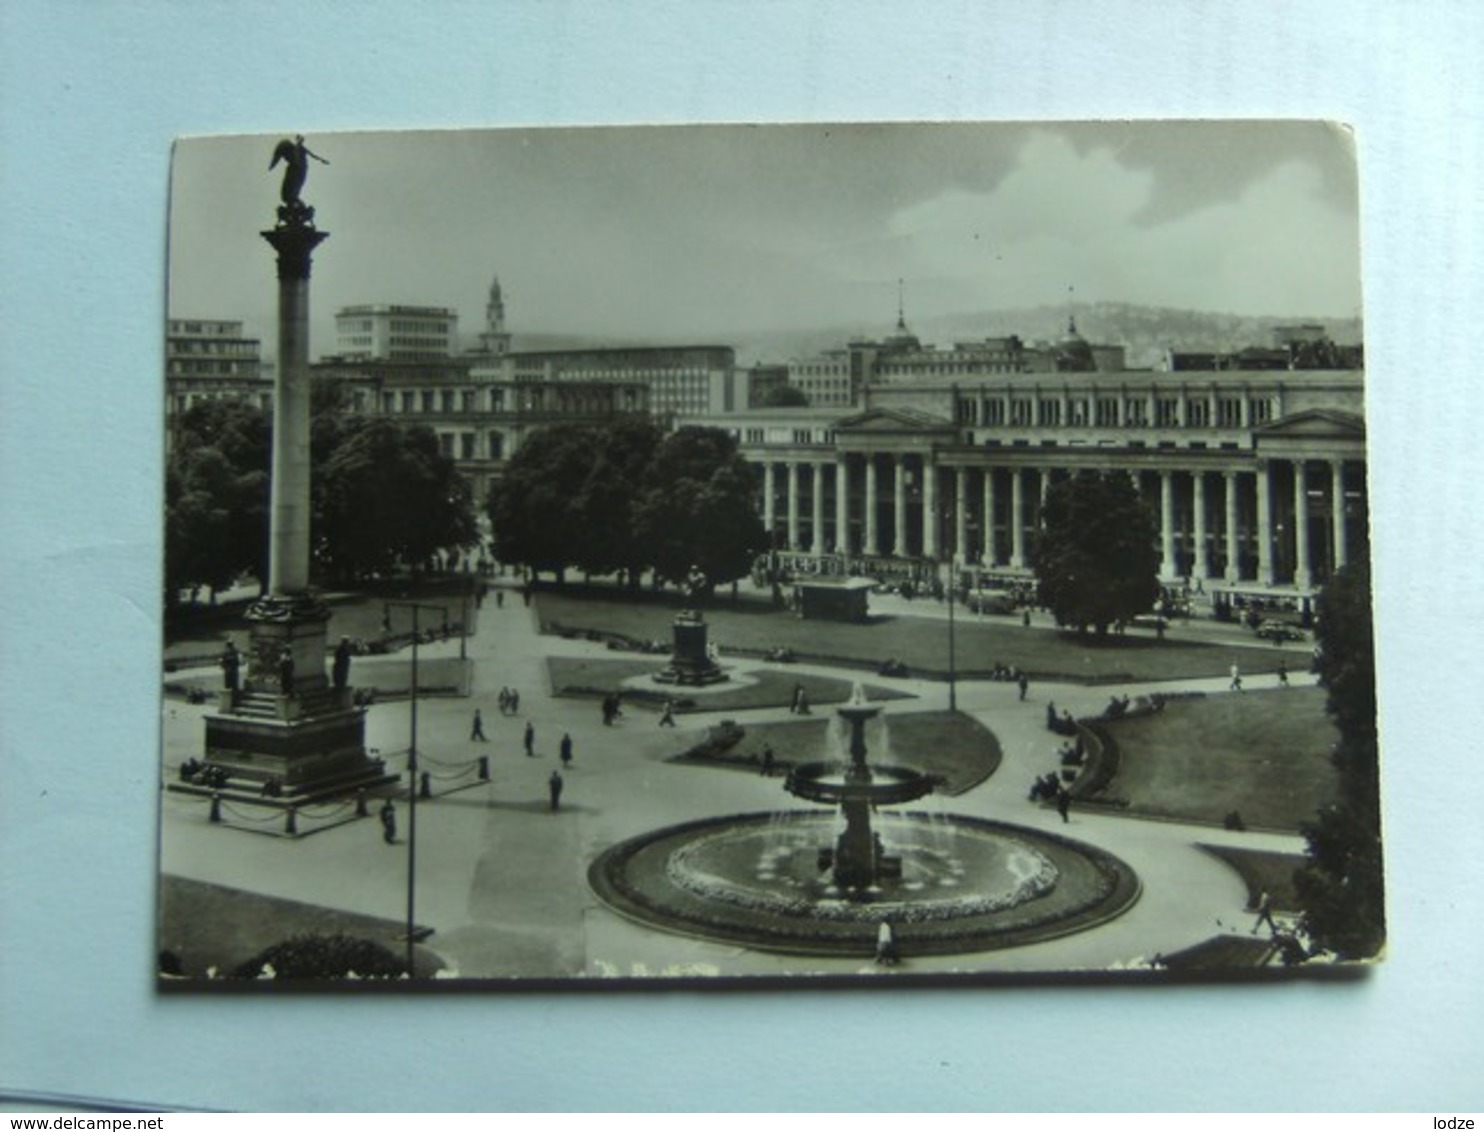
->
[784,761,936,805]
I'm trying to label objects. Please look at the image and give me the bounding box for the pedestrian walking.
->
[560,733,573,768]
[548,770,564,811]
[874,919,900,966]
[509,689,520,715]
[659,700,676,727]
[1277,660,1289,687]
[1018,673,1029,702]
[761,744,775,776]
[1229,662,1243,692]
[524,720,535,757]
[1252,891,1278,935]
[498,687,511,715]
[379,799,397,844]
[791,683,804,714]
[496,589,505,609]
[471,709,487,741]
[1055,785,1072,824]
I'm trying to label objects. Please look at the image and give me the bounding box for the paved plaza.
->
[159,583,1317,980]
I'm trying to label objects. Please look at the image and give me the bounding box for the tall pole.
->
[407,606,418,977]
[384,598,447,977]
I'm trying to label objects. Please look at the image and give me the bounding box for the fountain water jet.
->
[784,684,935,891]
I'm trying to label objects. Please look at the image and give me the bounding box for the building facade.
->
[690,357,1366,600]
[165,319,270,438]
[334,304,458,361]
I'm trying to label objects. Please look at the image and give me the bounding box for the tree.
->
[1032,470,1160,636]
[486,425,600,582]
[632,426,768,592]
[165,399,271,604]
[1294,561,1385,960]
[313,418,477,581]
[570,416,667,584]
[488,422,767,592]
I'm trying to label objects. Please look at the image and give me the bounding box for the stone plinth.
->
[654,610,728,686]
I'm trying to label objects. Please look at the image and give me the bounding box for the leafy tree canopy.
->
[166,393,476,596]
[1295,561,1385,960]
[313,418,477,581]
[488,421,766,591]
[1032,470,1160,636]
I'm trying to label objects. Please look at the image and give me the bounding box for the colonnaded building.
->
[695,319,1366,608]
[168,275,1366,607]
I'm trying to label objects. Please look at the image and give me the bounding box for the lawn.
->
[1092,687,1338,830]
[164,576,483,665]
[534,586,1292,684]
[670,710,1001,796]
[159,876,445,979]
[1199,844,1309,913]
[545,656,912,714]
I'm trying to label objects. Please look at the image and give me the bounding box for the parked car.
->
[1255,619,1307,642]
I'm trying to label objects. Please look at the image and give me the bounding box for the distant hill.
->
[458,304,1364,370]
[728,304,1364,369]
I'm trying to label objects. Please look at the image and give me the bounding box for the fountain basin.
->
[588,811,1141,957]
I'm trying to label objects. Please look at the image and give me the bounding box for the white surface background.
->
[2,0,1481,1113]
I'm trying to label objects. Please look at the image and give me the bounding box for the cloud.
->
[856,130,1360,319]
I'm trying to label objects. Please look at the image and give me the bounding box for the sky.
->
[168,120,1363,359]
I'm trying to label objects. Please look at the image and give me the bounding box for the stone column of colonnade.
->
[1224,469,1241,583]
[953,467,968,566]
[786,461,801,550]
[812,461,827,555]
[1009,468,1026,568]
[864,457,879,555]
[1192,471,1209,579]
[982,468,997,567]
[835,455,850,557]
[1293,458,1312,590]
[1159,469,1177,579]
[1332,460,1349,573]
[922,458,939,559]
[1256,461,1274,585]
[762,462,776,544]
[893,457,908,558]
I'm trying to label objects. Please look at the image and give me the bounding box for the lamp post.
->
[383,598,449,977]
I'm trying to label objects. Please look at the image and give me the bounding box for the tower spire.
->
[897,278,907,333]
[1067,284,1077,336]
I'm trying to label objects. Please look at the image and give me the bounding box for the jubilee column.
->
[193,136,391,803]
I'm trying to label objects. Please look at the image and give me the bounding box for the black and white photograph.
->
[158,120,1381,985]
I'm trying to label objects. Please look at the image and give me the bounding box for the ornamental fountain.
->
[784,685,935,891]
[588,686,1140,958]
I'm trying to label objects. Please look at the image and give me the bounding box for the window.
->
[1011,398,1032,427]
[1217,397,1242,428]
[421,391,435,413]
[1037,399,1061,427]
[1250,397,1273,425]
[984,401,1005,426]
[1125,398,1147,427]
[1187,398,1211,428]
[1096,397,1119,427]
[1156,397,1180,427]
[461,433,475,460]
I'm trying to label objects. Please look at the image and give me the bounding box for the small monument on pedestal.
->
[655,566,728,686]
[185,136,392,803]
